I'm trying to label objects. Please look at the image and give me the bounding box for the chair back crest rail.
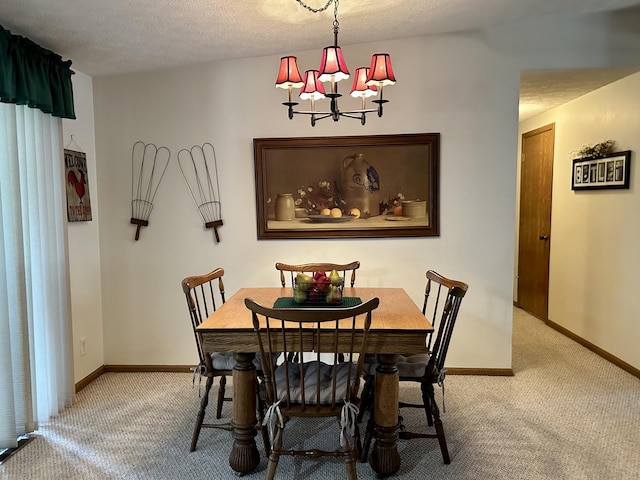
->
[275,261,360,288]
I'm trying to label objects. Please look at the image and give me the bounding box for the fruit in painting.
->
[393,205,403,216]
[329,269,342,287]
[330,208,342,217]
[321,208,331,216]
[295,272,313,291]
[326,284,341,303]
[349,208,360,219]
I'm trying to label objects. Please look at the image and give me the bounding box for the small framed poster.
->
[64,149,92,221]
[571,150,631,191]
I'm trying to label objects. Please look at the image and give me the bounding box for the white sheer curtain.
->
[0,103,74,449]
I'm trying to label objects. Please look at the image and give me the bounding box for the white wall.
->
[61,71,104,382]
[91,31,515,370]
[68,7,640,376]
[519,72,640,368]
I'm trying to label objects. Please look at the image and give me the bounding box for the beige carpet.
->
[1,308,639,479]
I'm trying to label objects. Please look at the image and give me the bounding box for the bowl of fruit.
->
[293,270,343,305]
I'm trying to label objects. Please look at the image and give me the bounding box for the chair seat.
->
[209,352,236,370]
[275,361,356,404]
[363,353,430,378]
[209,352,274,371]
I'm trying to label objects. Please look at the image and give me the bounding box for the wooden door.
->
[517,124,555,321]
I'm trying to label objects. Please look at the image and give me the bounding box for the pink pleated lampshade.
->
[365,53,396,86]
[318,46,350,83]
[276,56,304,89]
[300,70,326,100]
[350,67,378,98]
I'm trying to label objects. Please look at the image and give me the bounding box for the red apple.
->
[313,271,330,292]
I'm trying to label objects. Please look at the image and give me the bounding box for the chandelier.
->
[275,0,396,126]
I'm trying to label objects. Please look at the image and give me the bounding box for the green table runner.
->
[273,297,362,308]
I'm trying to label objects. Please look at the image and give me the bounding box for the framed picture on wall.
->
[571,150,631,191]
[253,133,440,239]
[64,149,93,221]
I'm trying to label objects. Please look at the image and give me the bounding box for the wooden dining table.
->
[196,286,432,477]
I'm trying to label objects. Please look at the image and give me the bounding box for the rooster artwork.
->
[67,168,86,202]
[64,149,92,222]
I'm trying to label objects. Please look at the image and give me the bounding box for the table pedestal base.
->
[369,423,401,476]
[369,353,401,477]
[229,423,260,474]
[229,353,259,474]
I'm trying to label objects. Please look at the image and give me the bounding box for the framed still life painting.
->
[253,133,440,239]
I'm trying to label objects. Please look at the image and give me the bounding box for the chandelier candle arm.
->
[276,0,396,126]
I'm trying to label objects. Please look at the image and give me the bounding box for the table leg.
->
[229,352,259,474]
[369,353,401,477]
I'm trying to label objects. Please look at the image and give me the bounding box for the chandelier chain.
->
[295,0,334,14]
[295,0,340,28]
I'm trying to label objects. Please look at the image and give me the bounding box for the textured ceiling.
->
[2,0,639,120]
[519,67,640,121]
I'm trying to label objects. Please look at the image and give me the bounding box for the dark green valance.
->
[0,25,75,119]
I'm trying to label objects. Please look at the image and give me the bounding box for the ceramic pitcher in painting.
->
[340,153,380,216]
[275,193,295,221]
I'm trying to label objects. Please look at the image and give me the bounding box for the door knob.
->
[539,235,549,240]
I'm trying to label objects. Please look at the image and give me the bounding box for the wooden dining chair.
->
[359,270,468,465]
[245,297,379,480]
[182,268,269,455]
[181,267,234,451]
[275,261,360,288]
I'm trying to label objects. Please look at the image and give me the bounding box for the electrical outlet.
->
[80,337,87,357]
